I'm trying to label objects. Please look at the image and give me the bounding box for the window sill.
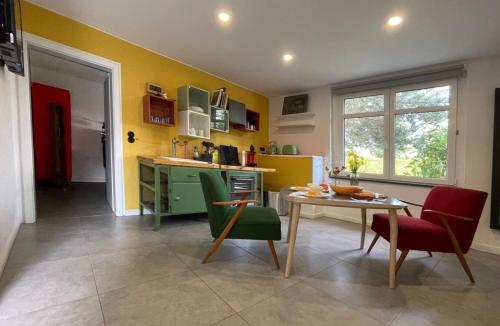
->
[333,175,437,188]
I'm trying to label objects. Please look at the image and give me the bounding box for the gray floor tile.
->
[0,257,97,320]
[0,296,104,326]
[193,254,300,312]
[99,270,234,326]
[239,282,382,326]
[85,228,165,254]
[91,244,189,293]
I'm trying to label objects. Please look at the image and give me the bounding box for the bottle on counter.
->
[193,146,200,160]
[241,150,247,166]
[212,146,219,164]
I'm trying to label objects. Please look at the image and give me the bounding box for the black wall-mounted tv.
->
[0,0,24,75]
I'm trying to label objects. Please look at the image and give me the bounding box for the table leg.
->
[285,203,301,278]
[287,203,294,243]
[388,208,398,288]
[360,208,367,249]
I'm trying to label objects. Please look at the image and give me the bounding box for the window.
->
[333,80,456,184]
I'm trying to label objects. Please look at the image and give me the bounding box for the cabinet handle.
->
[174,196,181,201]
[187,174,198,177]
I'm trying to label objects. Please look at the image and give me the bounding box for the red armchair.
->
[367,186,488,283]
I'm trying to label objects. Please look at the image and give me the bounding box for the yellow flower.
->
[347,151,365,173]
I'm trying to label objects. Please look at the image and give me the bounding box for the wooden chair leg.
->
[366,234,380,254]
[396,250,409,273]
[202,203,247,264]
[268,240,280,270]
[439,216,475,283]
[427,251,432,257]
[454,250,475,283]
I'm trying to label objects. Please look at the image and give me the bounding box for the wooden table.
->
[283,190,406,288]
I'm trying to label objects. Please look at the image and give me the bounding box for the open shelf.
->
[177,85,211,139]
[143,94,175,126]
[274,112,316,128]
[234,108,260,131]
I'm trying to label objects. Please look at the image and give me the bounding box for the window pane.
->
[395,111,448,179]
[344,116,384,174]
[395,85,450,110]
[344,95,384,114]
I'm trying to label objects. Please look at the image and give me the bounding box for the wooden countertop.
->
[137,155,276,173]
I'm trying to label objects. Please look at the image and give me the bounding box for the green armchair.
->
[199,171,282,269]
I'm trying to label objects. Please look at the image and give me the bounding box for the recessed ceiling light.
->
[283,53,294,62]
[218,12,231,23]
[388,16,403,26]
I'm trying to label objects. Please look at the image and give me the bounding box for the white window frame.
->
[332,79,457,185]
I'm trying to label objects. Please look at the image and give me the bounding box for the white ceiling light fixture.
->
[217,11,231,23]
[283,53,294,63]
[388,16,403,26]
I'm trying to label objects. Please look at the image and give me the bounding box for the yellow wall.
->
[21,1,269,210]
[258,156,313,192]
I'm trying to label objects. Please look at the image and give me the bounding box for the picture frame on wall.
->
[282,94,308,115]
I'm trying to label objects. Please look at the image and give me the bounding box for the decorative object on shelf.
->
[268,141,279,155]
[146,82,166,97]
[143,94,175,126]
[347,151,365,186]
[282,94,308,115]
[282,144,299,155]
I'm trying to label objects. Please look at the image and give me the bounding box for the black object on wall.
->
[282,94,308,115]
[491,88,500,229]
[0,0,24,75]
[228,99,246,125]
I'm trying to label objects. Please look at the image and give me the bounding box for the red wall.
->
[31,82,72,184]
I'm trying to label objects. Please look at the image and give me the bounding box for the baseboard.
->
[470,242,500,255]
[322,211,369,226]
[300,211,324,219]
[124,208,153,216]
[0,221,22,277]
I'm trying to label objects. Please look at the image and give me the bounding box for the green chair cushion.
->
[224,206,281,240]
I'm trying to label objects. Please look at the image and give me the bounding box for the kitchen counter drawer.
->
[170,167,209,183]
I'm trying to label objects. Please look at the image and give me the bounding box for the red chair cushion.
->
[371,213,454,252]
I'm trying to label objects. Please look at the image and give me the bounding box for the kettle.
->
[268,141,279,155]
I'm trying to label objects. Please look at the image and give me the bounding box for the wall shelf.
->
[143,94,175,126]
[233,108,260,132]
[177,85,211,139]
[274,112,316,128]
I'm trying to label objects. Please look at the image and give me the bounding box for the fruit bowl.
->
[331,184,363,196]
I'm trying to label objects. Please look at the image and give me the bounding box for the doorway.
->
[16,33,124,223]
[29,48,113,218]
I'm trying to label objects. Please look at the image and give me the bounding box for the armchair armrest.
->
[422,209,474,222]
[401,200,424,207]
[229,190,258,195]
[213,199,258,206]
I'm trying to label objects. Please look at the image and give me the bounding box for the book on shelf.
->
[211,88,228,108]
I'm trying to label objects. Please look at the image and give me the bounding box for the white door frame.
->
[16,32,125,222]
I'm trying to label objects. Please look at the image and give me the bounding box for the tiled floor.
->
[1,186,500,325]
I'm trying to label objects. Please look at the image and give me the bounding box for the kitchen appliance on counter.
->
[198,141,214,163]
[282,144,299,155]
[219,145,240,166]
[247,145,257,167]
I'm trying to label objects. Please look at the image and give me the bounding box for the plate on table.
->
[291,186,310,191]
[304,192,331,199]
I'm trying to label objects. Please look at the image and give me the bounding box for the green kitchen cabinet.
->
[138,160,263,230]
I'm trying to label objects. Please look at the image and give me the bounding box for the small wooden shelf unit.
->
[143,94,175,126]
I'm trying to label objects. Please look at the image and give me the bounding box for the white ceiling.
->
[29,48,109,83]
[28,0,500,96]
